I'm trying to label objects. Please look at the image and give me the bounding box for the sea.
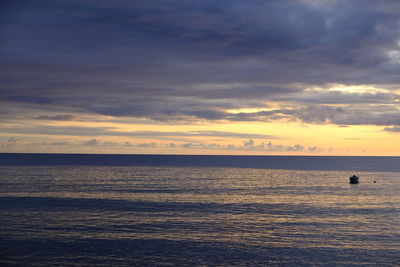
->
[0,154,399,266]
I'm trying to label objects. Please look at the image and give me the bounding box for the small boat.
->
[349,175,359,184]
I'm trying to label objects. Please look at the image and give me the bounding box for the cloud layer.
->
[1,0,400,153]
[1,137,322,154]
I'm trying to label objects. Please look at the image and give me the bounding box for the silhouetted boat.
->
[349,175,359,184]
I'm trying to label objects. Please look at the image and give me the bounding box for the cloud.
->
[1,137,323,154]
[82,139,98,146]
[241,139,308,152]
[0,125,277,139]
[383,126,400,132]
[0,125,114,137]
[7,137,18,143]
[49,141,70,146]
[127,130,276,139]
[168,139,322,153]
[23,141,71,147]
[137,142,157,148]
[4,137,17,148]
[276,90,400,105]
[293,105,400,126]
[3,0,400,83]
[1,0,400,131]
[103,141,119,146]
[0,137,18,150]
[36,114,78,121]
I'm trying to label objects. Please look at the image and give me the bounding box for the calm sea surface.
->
[0,154,399,266]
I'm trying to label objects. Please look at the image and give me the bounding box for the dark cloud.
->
[7,138,322,153]
[125,130,276,139]
[242,139,306,152]
[383,126,400,132]
[7,137,17,143]
[293,105,400,125]
[167,139,322,153]
[82,139,98,146]
[26,141,71,147]
[36,114,78,121]
[137,142,157,148]
[0,137,18,150]
[224,104,400,126]
[276,90,400,105]
[49,141,70,146]
[1,0,400,127]
[0,125,277,139]
[190,131,276,139]
[0,125,114,137]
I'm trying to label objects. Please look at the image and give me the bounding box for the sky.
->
[1,0,400,155]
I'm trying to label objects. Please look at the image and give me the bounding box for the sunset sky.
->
[1,0,400,155]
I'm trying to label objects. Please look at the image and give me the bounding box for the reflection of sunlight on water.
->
[0,166,399,265]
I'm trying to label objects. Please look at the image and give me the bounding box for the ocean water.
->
[0,154,399,266]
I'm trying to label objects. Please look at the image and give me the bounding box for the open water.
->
[0,154,399,266]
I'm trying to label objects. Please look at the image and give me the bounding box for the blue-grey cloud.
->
[82,139,98,146]
[294,105,400,125]
[276,90,400,105]
[225,104,400,126]
[0,137,18,150]
[6,138,323,153]
[0,125,276,139]
[49,141,70,146]
[167,140,321,152]
[1,0,400,127]
[36,114,78,121]
[383,126,400,132]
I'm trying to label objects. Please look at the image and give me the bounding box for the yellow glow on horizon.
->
[2,113,400,156]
